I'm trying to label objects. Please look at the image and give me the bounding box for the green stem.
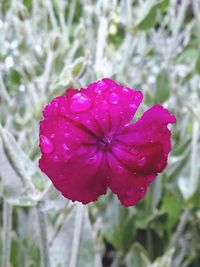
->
[2,201,13,267]
[69,204,85,267]
[147,226,153,261]
[169,208,189,247]
[37,203,51,267]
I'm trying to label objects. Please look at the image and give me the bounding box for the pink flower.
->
[39,78,176,207]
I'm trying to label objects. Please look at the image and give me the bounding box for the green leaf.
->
[161,188,183,233]
[0,127,47,204]
[0,137,24,202]
[177,48,198,64]
[72,58,85,78]
[50,204,97,267]
[9,68,21,85]
[150,248,175,267]
[135,0,160,30]
[155,69,170,103]
[171,138,190,156]
[101,197,135,250]
[23,0,32,10]
[125,243,151,267]
[159,0,170,12]
[195,55,200,75]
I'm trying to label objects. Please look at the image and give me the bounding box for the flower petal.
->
[107,153,154,207]
[40,96,108,203]
[43,79,143,139]
[39,149,108,204]
[114,104,176,175]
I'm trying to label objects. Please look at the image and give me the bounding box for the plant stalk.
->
[2,201,13,267]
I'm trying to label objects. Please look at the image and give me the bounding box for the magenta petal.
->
[39,79,176,207]
[39,149,108,204]
[116,104,176,161]
[63,78,143,137]
[111,141,166,176]
[107,154,154,207]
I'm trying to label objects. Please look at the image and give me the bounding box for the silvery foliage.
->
[0,0,200,266]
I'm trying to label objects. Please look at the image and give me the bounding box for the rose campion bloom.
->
[39,78,176,207]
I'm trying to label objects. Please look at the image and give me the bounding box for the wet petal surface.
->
[39,79,176,206]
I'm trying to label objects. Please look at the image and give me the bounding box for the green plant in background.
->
[0,0,200,267]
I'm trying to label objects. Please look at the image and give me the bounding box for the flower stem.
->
[95,15,108,75]
[37,202,51,267]
[2,201,13,267]
[69,203,85,267]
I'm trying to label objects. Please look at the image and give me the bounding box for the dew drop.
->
[101,101,108,110]
[120,111,124,117]
[94,114,99,120]
[75,137,81,144]
[40,135,54,154]
[64,133,70,139]
[117,165,124,173]
[139,186,145,196]
[95,81,107,94]
[85,119,92,126]
[130,147,138,155]
[157,162,163,169]
[122,87,130,95]
[138,157,146,167]
[62,144,70,152]
[53,155,59,162]
[87,154,97,164]
[110,93,119,104]
[129,103,137,110]
[70,93,91,113]
[60,106,66,113]
[62,144,71,160]
[50,133,55,139]
[74,116,80,121]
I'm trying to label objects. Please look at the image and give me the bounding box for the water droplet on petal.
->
[120,111,124,117]
[95,115,99,120]
[75,137,81,144]
[70,93,91,113]
[51,133,55,139]
[122,87,130,95]
[53,155,59,162]
[62,144,70,152]
[95,81,107,94]
[101,101,109,110]
[129,103,137,110]
[110,93,119,104]
[64,132,70,138]
[139,186,145,196]
[74,116,80,121]
[87,154,97,164]
[60,107,66,113]
[157,162,163,169]
[130,147,138,155]
[54,102,59,107]
[62,144,71,160]
[40,135,54,154]
[138,157,146,167]
[117,165,124,173]
[85,119,92,126]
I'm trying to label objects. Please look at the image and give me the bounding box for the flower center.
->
[98,136,113,151]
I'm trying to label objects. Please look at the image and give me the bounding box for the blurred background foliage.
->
[0,0,200,266]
